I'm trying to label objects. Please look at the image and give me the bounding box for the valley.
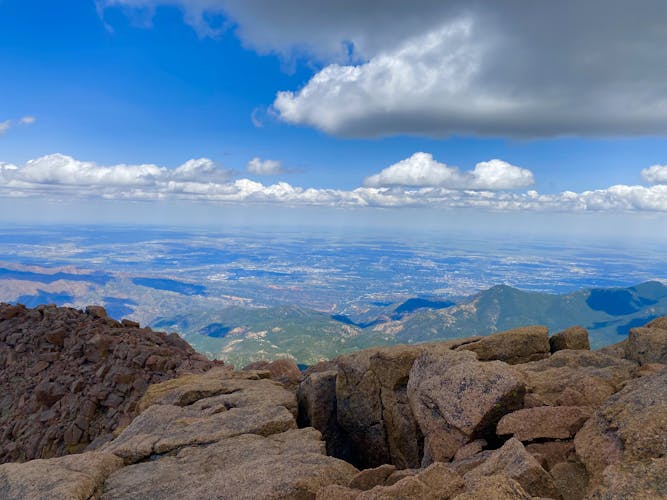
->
[1,226,665,366]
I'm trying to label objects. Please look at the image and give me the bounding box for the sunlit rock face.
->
[1,305,666,499]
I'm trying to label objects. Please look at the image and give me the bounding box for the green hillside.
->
[153,281,667,366]
[386,281,667,348]
[153,304,394,368]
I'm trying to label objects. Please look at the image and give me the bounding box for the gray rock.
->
[297,370,349,459]
[517,349,636,407]
[450,450,494,476]
[348,464,397,491]
[647,316,667,330]
[457,325,550,364]
[456,474,532,500]
[550,461,588,500]
[103,376,297,463]
[408,350,525,463]
[463,438,560,498]
[574,370,667,486]
[496,405,592,441]
[625,327,667,365]
[243,358,303,390]
[354,462,464,500]
[103,429,358,500]
[333,338,481,469]
[0,452,122,500]
[550,326,590,352]
[586,457,667,499]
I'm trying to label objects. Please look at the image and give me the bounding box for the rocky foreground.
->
[0,303,215,462]
[0,304,666,499]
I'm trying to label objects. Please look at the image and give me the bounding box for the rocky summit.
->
[1,304,666,499]
[0,303,215,463]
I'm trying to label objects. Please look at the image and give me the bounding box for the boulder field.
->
[0,303,215,463]
[1,304,666,499]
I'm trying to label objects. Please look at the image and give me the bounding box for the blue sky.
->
[1,0,667,232]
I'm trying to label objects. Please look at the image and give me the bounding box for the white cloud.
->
[0,163,19,185]
[274,20,492,136]
[364,153,462,188]
[247,157,284,176]
[0,116,36,136]
[0,154,231,197]
[18,154,165,186]
[250,108,264,128]
[641,165,667,185]
[273,16,667,137]
[469,160,534,190]
[364,153,533,190]
[19,116,36,125]
[172,158,232,181]
[1,153,666,212]
[101,0,667,138]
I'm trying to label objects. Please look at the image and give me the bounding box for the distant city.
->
[1,225,666,366]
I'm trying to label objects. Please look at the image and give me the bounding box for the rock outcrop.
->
[104,429,357,499]
[243,358,303,390]
[625,325,667,365]
[298,369,350,459]
[102,368,297,463]
[2,361,358,499]
[456,474,532,500]
[333,340,479,469]
[348,464,397,491]
[0,303,215,463]
[497,405,592,441]
[317,462,466,499]
[516,349,636,407]
[456,325,551,364]
[2,306,666,499]
[463,438,561,498]
[408,350,525,464]
[550,326,591,352]
[0,452,123,500]
[586,458,667,499]
[574,369,667,485]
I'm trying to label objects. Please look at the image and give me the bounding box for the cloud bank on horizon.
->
[99,0,667,138]
[2,153,667,212]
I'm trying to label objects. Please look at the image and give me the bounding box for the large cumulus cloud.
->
[363,153,534,190]
[100,0,667,137]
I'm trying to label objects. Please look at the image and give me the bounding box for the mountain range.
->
[161,280,667,367]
